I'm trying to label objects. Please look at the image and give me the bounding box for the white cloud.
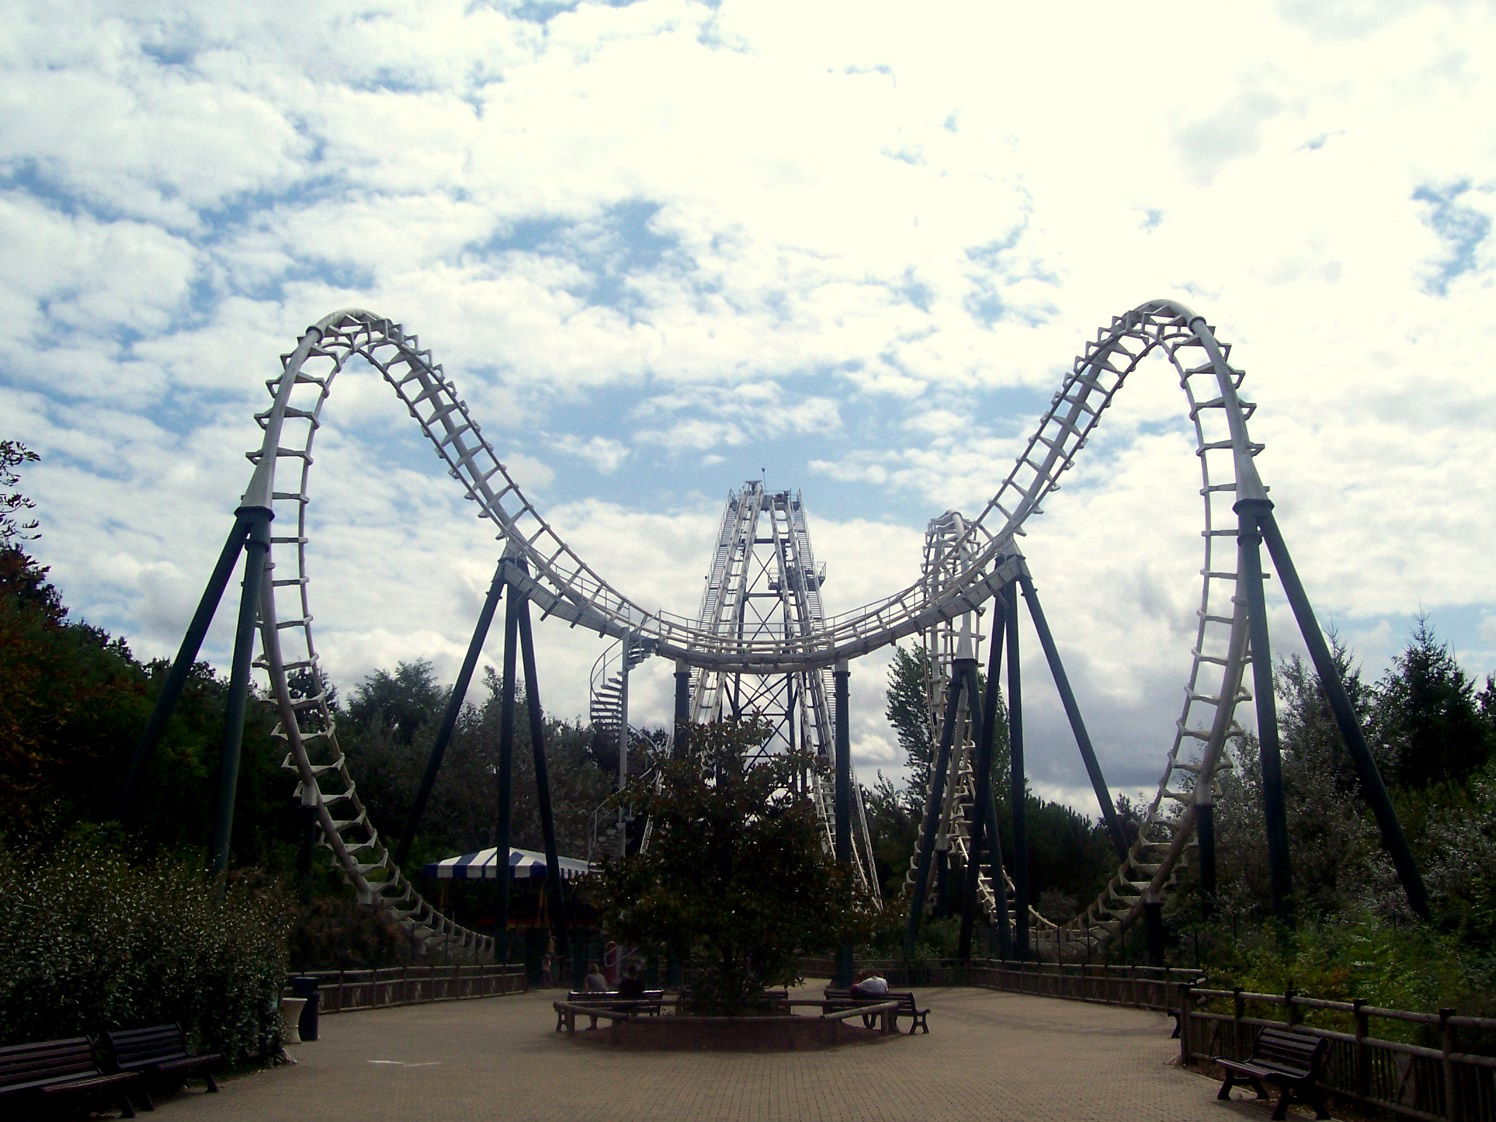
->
[550,434,630,474]
[2,0,1494,839]
[0,195,197,341]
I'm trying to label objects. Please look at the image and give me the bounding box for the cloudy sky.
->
[3,0,1493,818]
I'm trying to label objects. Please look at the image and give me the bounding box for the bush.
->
[1197,909,1495,1043]
[0,835,292,1064]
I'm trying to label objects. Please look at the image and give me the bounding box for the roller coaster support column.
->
[119,516,256,820]
[396,558,507,870]
[1195,795,1217,917]
[958,613,1011,961]
[981,604,1014,959]
[208,505,272,879]
[1005,584,1030,959]
[1017,569,1130,861]
[1236,501,1294,927]
[494,563,522,964]
[616,638,631,858]
[1144,892,1165,967]
[906,642,972,958]
[1257,508,1430,920]
[673,661,691,758]
[515,559,569,959]
[833,658,853,988]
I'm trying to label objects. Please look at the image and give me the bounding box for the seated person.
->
[583,961,608,992]
[616,962,646,1000]
[850,971,889,997]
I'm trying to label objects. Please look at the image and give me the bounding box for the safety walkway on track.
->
[141,982,1334,1122]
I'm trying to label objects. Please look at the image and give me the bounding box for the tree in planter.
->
[589,719,876,1014]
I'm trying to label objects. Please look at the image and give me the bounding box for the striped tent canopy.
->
[421,846,593,882]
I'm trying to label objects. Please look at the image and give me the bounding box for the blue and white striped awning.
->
[422,846,593,882]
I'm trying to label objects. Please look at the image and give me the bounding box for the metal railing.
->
[285,964,526,1013]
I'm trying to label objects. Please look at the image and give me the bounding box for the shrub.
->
[0,835,292,1064]
[1197,909,1495,1044]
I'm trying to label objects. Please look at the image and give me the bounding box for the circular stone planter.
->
[576,1014,890,1052]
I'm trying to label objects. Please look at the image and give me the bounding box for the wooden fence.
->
[802,957,1496,1122]
[963,958,1203,1013]
[285,964,526,1014]
[1180,987,1496,1122]
[799,956,1200,1012]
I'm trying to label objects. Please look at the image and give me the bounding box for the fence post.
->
[1353,998,1370,1101]
[1233,988,1246,1055]
[1440,1008,1459,1122]
[1285,987,1298,1028]
[1179,984,1194,1064]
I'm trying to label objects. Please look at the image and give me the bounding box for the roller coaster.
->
[121,298,1428,965]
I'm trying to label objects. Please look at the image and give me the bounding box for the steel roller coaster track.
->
[233,298,1289,954]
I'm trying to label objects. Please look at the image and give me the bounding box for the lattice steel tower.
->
[689,481,880,900]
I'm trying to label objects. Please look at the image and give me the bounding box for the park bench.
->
[1215,1026,1330,1120]
[99,1024,223,1105]
[823,987,930,1034]
[555,990,665,1032]
[0,1035,145,1119]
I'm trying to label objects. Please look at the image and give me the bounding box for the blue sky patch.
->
[1413,182,1490,295]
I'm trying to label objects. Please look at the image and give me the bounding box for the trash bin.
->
[290,976,320,1041]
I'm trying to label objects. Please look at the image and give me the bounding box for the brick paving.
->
[142,982,1325,1122]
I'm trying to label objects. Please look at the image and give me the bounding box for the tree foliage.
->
[0,834,291,1062]
[1182,621,1496,1012]
[590,720,875,1013]
[0,439,40,545]
[337,660,613,872]
[1375,616,1492,788]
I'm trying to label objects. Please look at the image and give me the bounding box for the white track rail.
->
[244,300,1263,949]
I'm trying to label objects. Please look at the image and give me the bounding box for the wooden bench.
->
[823,987,930,1034]
[0,1036,145,1118]
[554,990,665,1032]
[1215,1026,1330,1120]
[99,1024,223,1105]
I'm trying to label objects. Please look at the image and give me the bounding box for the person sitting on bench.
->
[616,963,646,1000]
[850,971,888,997]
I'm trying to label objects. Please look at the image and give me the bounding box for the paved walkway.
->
[144,983,1318,1122]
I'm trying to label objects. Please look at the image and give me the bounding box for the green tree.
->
[590,720,874,1013]
[860,771,919,900]
[1375,617,1492,789]
[338,660,613,871]
[885,645,936,794]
